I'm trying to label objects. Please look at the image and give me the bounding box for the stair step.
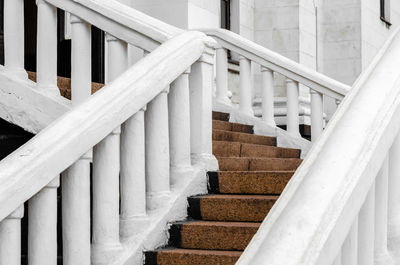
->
[213,129,276,146]
[212,120,253,134]
[145,248,241,265]
[212,111,230,122]
[217,157,302,171]
[208,171,294,195]
[212,141,300,158]
[188,194,278,222]
[169,221,259,251]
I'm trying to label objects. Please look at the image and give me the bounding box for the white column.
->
[239,56,253,116]
[3,0,27,79]
[28,177,59,265]
[358,183,375,265]
[388,133,400,262]
[261,67,275,127]
[341,218,358,265]
[169,69,193,182]
[0,205,24,265]
[62,16,91,265]
[286,78,300,137]
[120,108,146,237]
[332,252,341,265]
[145,89,170,208]
[215,47,230,105]
[375,157,394,264]
[189,46,218,171]
[311,89,324,141]
[36,0,58,95]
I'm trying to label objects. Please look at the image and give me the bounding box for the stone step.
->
[212,129,276,146]
[188,194,278,222]
[212,120,253,134]
[144,248,241,265]
[212,141,300,158]
[207,171,294,195]
[212,111,230,122]
[168,221,260,251]
[217,157,302,171]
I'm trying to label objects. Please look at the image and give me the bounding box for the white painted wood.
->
[189,46,218,171]
[3,0,27,79]
[28,177,59,265]
[202,29,350,100]
[332,252,341,265]
[341,218,358,265]
[169,70,193,180]
[358,183,375,265]
[36,0,58,95]
[0,205,23,265]
[239,55,253,116]
[216,47,230,105]
[62,16,92,265]
[285,78,300,137]
[261,67,275,127]
[311,89,324,141]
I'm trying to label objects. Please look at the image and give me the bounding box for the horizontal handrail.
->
[202,28,350,100]
[45,0,183,51]
[0,31,211,222]
[237,28,400,264]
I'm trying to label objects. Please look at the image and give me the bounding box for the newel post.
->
[0,205,24,265]
[189,42,218,171]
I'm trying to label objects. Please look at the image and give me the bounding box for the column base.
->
[215,97,232,107]
[375,250,395,265]
[4,67,28,80]
[191,153,218,171]
[170,165,195,186]
[91,242,123,265]
[120,214,149,239]
[146,191,171,211]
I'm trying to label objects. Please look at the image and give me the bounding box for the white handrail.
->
[237,27,400,265]
[0,31,210,222]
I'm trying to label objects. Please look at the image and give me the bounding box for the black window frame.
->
[380,0,392,26]
[221,0,231,30]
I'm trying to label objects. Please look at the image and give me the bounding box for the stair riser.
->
[145,250,241,265]
[212,120,253,134]
[212,130,276,146]
[212,142,300,158]
[218,158,302,171]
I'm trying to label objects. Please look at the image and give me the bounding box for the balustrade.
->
[0,206,24,265]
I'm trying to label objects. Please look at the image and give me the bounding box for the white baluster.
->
[3,0,27,79]
[62,16,91,265]
[36,0,58,95]
[388,133,400,262]
[358,183,375,265]
[145,89,170,208]
[261,67,275,127]
[189,46,218,170]
[120,107,147,237]
[286,78,300,137]
[239,55,253,116]
[0,205,24,265]
[28,177,59,265]
[311,89,323,141]
[341,218,358,265]
[216,47,230,105]
[169,69,193,182]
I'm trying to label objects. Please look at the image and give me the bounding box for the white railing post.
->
[239,55,253,116]
[0,205,24,265]
[261,66,275,127]
[62,15,91,265]
[311,89,324,141]
[341,218,358,264]
[145,88,170,208]
[28,177,59,265]
[169,69,193,181]
[189,45,218,170]
[388,133,400,262]
[216,47,230,105]
[286,78,300,137]
[36,0,58,95]
[3,0,27,79]
[358,183,375,265]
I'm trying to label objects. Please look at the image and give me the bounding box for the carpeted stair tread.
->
[188,194,278,222]
[207,171,294,195]
[212,112,230,122]
[212,120,253,134]
[217,157,302,171]
[213,129,276,146]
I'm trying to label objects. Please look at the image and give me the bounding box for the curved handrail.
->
[237,27,400,264]
[0,31,211,222]
[45,0,183,51]
[202,28,351,100]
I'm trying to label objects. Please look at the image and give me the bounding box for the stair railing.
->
[0,1,217,264]
[202,29,351,141]
[237,27,400,265]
